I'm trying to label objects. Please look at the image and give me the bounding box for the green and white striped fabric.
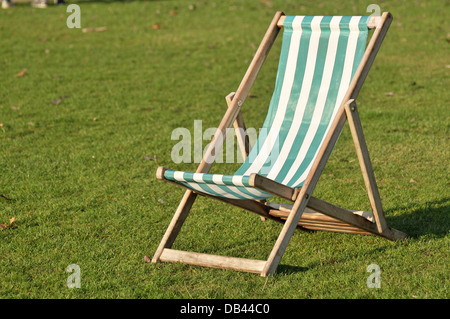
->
[164,15,370,200]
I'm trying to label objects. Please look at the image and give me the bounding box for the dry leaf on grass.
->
[15,69,27,77]
[0,217,16,229]
[82,26,107,33]
[50,96,69,105]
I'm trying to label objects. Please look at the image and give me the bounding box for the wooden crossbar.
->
[249,173,299,201]
[277,15,382,29]
[160,248,266,274]
[266,198,406,241]
[269,209,374,236]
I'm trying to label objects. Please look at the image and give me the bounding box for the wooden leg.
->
[226,92,250,160]
[261,194,309,277]
[151,189,197,263]
[262,102,349,276]
[345,100,388,234]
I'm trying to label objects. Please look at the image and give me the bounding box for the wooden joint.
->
[345,98,355,107]
[291,188,300,201]
[249,173,296,202]
[156,166,168,180]
[344,99,357,115]
[225,92,236,103]
[248,173,257,187]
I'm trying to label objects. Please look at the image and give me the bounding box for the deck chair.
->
[152,12,407,277]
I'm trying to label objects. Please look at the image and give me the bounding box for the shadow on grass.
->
[274,197,449,275]
[386,197,449,239]
[276,264,309,275]
[164,196,449,276]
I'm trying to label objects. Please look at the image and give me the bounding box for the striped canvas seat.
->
[163,15,370,200]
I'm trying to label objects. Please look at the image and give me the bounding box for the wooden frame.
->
[152,11,406,277]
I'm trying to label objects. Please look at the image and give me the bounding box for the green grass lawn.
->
[0,0,448,299]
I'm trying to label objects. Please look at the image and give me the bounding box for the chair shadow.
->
[384,197,449,239]
[276,264,309,275]
[275,197,449,275]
